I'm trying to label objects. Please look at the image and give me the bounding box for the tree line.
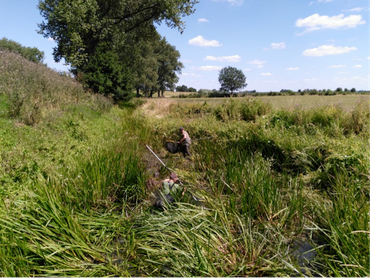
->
[0,38,45,64]
[37,0,199,102]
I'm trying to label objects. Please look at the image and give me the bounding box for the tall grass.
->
[0,50,112,125]
[0,52,368,276]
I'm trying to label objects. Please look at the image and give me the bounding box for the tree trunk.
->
[136,88,140,97]
[158,90,160,98]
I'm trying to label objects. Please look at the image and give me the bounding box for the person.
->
[154,173,185,209]
[178,127,191,157]
[162,173,183,196]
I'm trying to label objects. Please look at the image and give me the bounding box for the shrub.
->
[240,99,272,121]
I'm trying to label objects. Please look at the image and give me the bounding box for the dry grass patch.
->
[141,98,178,118]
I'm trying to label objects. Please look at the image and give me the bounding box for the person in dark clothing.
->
[178,127,191,157]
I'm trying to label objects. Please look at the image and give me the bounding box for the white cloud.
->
[198,66,223,71]
[303,45,357,56]
[198,18,209,22]
[264,42,286,50]
[261,73,272,76]
[271,42,286,49]
[353,65,362,68]
[243,68,252,71]
[328,65,346,68]
[248,59,266,68]
[181,73,202,77]
[367,56,370,60]
[303,78,318,82]
[310,0,333,5]
[296,13,366,34]
[343,7,367,12]
[204,55,241,62]
[286,67,299,70]
[212,0,243,6]
[188,35,222,47]
[47,38,54,42]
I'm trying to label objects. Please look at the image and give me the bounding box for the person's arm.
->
[178,131,186,144]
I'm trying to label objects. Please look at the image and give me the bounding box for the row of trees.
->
[176,85,196,92]
[37,0,198,101]
[0,38,45,63]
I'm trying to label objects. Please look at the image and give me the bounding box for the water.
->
[291,237,319,276]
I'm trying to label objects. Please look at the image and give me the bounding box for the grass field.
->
[0,51,369,277]
[158,91,369,110]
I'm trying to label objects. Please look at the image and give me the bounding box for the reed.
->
[0,52,368,276]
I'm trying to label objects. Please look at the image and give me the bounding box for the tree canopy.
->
[0,38,45,63]
[37,0,197,68]
[37,0,196,101]
[218,66,247,94]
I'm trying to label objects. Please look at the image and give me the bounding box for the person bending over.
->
[178,127,191,157]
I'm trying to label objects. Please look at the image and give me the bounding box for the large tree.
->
[37,0,196,101]
[156,37,183,97]
[37,0,198,69]
[218,66,247,95]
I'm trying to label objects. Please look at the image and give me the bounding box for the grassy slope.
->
[0,51,369,277]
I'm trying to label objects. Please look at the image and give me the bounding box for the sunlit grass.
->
[0,52,368,276]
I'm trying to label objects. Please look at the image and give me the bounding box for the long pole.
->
[146,145,172,173]
[146,145,201,201]
[193,136,214,142]
[146,145,184,186]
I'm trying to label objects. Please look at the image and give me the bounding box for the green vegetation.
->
[37,0,196,101]
[0,37,45,63]
[0,53,369,276]
[218,66,247,95]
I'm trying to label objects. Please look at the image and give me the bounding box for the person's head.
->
[179,127,184,132]
[169,173,178,181]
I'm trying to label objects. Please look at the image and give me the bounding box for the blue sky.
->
[1,0,368,92]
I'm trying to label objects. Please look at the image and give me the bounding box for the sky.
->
[0,0,369,92]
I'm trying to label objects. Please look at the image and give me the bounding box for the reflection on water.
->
[291,238,319,276]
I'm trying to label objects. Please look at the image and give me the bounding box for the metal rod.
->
[146,145,184,186]
[146,144,171,173]
[193,136,214,142]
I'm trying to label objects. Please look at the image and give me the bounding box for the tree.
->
[350,88,356,92]
[82,43,133,102]
[37,0,196,101]
[0,38,45,63]
[127,30,161,98]
[156,37,183,97]
[176,85,189,92]
[218,66,247,95]
[38,0,198,69]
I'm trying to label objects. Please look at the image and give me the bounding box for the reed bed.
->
[0,52,368,276]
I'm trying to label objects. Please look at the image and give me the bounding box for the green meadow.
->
[0,51,369,277]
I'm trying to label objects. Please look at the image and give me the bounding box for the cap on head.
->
[170,173,178,180]
[179,127,184,130]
